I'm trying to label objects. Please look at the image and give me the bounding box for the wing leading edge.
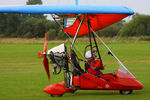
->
[0,5,133,14]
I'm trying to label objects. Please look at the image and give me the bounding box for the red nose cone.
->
[136,81,143,90]
[43,84,66,95]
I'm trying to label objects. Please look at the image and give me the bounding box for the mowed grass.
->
[0,41,150,100]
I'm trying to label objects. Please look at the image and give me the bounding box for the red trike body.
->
[43,69,143,95]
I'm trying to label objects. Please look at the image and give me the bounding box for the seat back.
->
[71,50,84,75]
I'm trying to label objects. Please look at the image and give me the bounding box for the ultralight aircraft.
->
[0,0,143,97]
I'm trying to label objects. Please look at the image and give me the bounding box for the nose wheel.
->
[50,94,63,97]
[119,90,133,95]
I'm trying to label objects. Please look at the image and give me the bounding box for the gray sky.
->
[0,0,149,15]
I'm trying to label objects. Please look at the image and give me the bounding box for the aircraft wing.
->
[0,5,133,14]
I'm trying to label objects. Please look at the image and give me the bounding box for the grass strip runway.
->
[0,41,150,100]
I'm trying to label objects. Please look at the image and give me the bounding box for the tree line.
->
[0,0,150,40]
[97,14,150,37]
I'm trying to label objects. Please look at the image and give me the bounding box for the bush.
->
[120,14,150,37]
[97,21,123,37]
[47,29,56,40]
[57,30,68,40]
[139,36,150,41]
[23,32,33,38]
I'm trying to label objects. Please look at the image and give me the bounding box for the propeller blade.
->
[43,57,50,80]
[43,30,48,52]
[38,52,45,58]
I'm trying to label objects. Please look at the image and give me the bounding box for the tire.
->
[50,94,63,97]
[119,90,133,95]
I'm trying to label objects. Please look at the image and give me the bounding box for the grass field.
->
[0,39,150,100]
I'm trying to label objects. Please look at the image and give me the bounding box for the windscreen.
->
[116,63,135,78]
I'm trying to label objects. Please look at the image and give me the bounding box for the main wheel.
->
[50,94,63,97]
[119,90,133,95]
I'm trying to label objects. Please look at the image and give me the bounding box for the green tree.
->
[146,23,150,35]
[26,0,42,5]
[17,17,51,38]
[16,17,36,37]
[57,30,67,40]
[136,24,145,36]
[0,13,21,37]
[24,32,33,38]
[97,21,123,37]
[32,19,51,38]
[48,20,60,35]
[25,0,45,19]
[120,14,150,37]
[0,0,54,38]
[47,29,56,40]
[0,14,7,35]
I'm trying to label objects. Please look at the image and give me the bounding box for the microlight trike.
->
[0,1,143,97]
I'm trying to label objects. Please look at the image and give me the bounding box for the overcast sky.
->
[0,0,149,15]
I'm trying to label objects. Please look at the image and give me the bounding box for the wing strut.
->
[71,17,84,49]
[91,28,129,72]
[86,15,103,69]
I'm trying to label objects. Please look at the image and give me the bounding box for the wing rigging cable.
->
[51,14,85,59]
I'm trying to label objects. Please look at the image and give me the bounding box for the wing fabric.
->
[63,14,129,36]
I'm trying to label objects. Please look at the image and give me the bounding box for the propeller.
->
[38,30,50,80]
